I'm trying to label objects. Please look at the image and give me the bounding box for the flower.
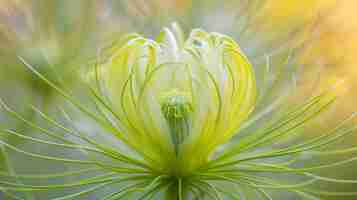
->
[99,25,257,177]
[0,2,357,200]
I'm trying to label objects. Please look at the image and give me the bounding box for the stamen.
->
[160,90,193,155]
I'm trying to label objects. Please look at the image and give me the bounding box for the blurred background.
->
[0,0,356,199]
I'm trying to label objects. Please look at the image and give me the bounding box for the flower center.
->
[160,90,193,155]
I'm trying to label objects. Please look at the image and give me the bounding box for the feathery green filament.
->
[0,22,355,200]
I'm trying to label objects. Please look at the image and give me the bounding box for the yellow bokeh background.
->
[266,0,357,118]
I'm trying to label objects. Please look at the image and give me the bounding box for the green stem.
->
[166,178,183,200]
